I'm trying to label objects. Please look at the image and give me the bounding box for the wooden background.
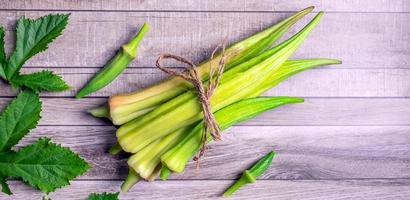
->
[1,0,410,199]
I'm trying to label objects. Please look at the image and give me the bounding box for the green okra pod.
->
[223,151,275,197]
[76,23,149,98]
[108,7,314,125]
[118,12,324,154]
[159,166,172,180]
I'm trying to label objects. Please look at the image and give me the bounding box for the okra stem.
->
[160,166,172,180]
[121,169,141,192]
[88,105,110,119]
[109,142,122,155]
[76,23,149,98]
[222,176,250,197]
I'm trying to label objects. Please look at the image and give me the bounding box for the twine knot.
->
[155,44,226,165]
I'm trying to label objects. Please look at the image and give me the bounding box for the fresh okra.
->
[122,97,302,192]
[87,7,342,194]
[223,151,275,197]
[76,23,149,98]
[161,97,301,173]
[108,7,314,125]
[117,12,324,154]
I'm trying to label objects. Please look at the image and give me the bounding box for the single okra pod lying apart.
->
[223,151,275,197]
[76,23,149,98]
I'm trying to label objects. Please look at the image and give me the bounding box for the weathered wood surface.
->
[4,180,410,200]
[0,12,409,69]
[1,0,409,12]
[1,1,410,200]
[16,126,410,180]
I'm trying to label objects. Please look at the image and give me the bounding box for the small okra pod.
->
[76,22,149,98]
[223,151,275,197]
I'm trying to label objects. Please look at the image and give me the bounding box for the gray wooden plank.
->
[16,125,410,179]
[1,98,410,126]
[3,68,410,98]
[3,179,410,200]
[1,0,409,12]
[0,12,409,69]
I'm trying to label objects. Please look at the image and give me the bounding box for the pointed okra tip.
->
[267,150,276,158]
[303,6,315,13]
[332,59,343,65]
[317,11,324,18]
[287,96,304,104]
[261,150,276,164]
[275,96,304,104]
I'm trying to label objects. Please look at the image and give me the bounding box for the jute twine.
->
[155,44,226,167]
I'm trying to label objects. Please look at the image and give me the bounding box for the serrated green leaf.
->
[0,90,41,151]
[0,176,12,195]
[88,192,119,200]
[6,14,70,79]
[0,138,90,193]
[11,70,70,92]
[0,26,6,80]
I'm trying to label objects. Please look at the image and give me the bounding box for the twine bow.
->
[155,44,226,165]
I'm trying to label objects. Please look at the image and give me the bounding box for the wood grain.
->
[1,98,410,126]
[3,68,410,98]
[3,179,410,200]
[1,0,409,12]
[0,11,408,69]
[16,125,410,180]
[1,1,409,199]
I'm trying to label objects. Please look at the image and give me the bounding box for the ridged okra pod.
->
[76,23,149,98]
[161,97,302,173]
[108,7,314,125]
[160,58,341,173]
[117,12,324,154]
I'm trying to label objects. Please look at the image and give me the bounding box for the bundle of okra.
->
[90,7,341,191]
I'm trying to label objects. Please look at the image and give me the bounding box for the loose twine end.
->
[155,43,227,168]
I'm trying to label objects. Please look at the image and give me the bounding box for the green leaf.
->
[0,176,12,195]
[6,14,70,79]
[11,70,70,92]
[0,26,6,80]
[88,192,119,200]
[0,90,41,151]
[0,138,90,193]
